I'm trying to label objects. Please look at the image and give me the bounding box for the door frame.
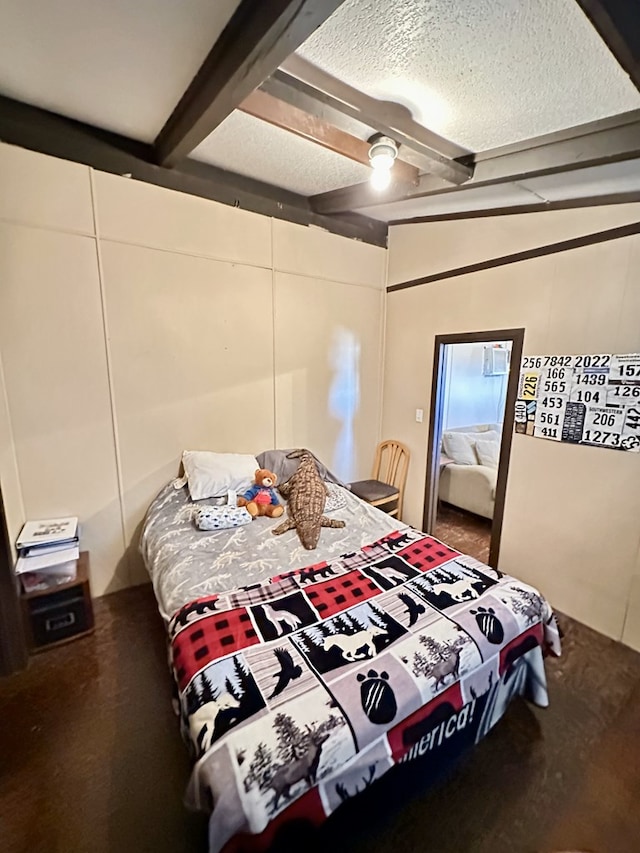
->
[422,328,525,569]
[0,482,28,675]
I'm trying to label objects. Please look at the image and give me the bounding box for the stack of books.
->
[15,517,80,593]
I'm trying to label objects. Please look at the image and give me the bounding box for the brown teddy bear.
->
[237,469,284,518]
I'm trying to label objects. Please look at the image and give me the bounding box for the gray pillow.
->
[256,448,348,488]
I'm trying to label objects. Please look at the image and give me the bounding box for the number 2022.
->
[575,355,610,368]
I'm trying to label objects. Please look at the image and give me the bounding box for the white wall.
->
[442,342,509,430]
[383,205,640,651]
[0,143,386,596]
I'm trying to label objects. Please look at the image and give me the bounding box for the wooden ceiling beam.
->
[0,94,387,247]
[264,56,473,185]
[238,89,419,184]
[310,110,640,214]
[574,0,640,91]
[154,0,348,167]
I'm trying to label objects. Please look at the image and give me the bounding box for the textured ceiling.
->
[0,0,638,208]
[0,0,240,142]
[191,112,372,196]
[298,0,640,151]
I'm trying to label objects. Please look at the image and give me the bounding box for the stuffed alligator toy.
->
[272,449,345,549]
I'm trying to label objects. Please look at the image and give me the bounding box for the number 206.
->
[592,412,616,427]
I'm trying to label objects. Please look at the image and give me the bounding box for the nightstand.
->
[21,551,94,652]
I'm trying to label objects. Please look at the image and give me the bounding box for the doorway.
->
[423,329,524,569]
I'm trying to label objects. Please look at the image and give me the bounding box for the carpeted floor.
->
[2,584,640,853]
[434,503,493,563]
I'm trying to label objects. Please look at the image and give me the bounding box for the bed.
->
[141,463,560,853]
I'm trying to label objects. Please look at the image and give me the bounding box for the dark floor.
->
[2,585,640,853]
[434,503,493,563]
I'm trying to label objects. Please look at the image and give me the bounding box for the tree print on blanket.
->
[291,600,406,677]
[407,560,497,611]
[507,586,544,623]
[394,620,482,701]
[184,653,266,758]
[498,582,546,632]
[232,691,355,823]
[409,634,469,689]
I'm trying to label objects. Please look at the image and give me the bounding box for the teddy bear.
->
[237,469,284,518]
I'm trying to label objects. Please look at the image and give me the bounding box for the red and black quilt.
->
[168,529,560,853]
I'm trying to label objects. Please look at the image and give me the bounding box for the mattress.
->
[141,481,403,621]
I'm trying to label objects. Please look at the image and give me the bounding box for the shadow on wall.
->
[328,328,361,482]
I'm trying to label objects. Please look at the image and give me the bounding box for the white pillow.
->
[475,429,500,443]
[442,432,477,466]
[475,438,500,468]
[182,451,258,501]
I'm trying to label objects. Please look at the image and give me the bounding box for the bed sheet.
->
[140,482,403,620]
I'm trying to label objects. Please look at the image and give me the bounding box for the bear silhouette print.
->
[470,606,504,644]
[357,670,397,724]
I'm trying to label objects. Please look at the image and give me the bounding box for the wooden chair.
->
[350,440,410,521]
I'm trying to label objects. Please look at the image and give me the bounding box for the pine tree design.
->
[200,672,216,703]
[508,586,543,624]
[411,634,466,679]
[315,713,344,737]
[431,567,459,584]
[185,680,202,715]
[225,675,241,703]
[274,712,309,763]
[243,742,274,793]
[367,608,388,632]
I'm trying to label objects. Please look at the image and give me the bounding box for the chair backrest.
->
[372,440,410,519]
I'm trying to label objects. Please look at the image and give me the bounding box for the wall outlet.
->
[415,408,424,423]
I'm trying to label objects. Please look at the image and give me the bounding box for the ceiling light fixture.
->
[368,135,398,191]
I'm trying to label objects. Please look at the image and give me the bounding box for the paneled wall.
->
[0,143,386,596]
[383,207,640,650]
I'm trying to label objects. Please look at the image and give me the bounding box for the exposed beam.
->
[310,110,640,214]
[260,71,444,177]
[574,0,640,91]
[310,177,439,215]
[265,56,473,185]
[238,88,419,183]
[0,95,387,247]
[154,0,348,166]
[388,191,640,225]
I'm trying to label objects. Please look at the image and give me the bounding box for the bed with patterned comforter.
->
[142,482,560,853]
